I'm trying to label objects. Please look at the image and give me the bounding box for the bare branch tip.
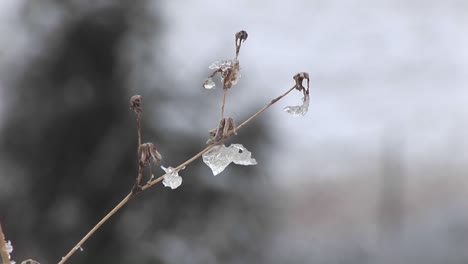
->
[235,30,248,43]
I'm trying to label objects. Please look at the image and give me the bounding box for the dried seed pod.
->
[235,30,248,58]
[207,117,237,144]
[130,95,143,113]
[138,143,162,166]
[293,72,310,94]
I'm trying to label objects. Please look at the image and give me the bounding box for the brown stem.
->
[221,89,227,119]
[235,86,295,131]
[58,193,133,264]
[133,111,143,192]
[0,223,11,264]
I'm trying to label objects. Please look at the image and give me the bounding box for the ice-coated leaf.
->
[161,166,184,189]
[208,60,234,71]
[206,59,241,89]
[202,144,257,176]
[284,94,310,117]
[203,78,216,89]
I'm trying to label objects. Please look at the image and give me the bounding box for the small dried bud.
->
[138,143,162,166]
[293,72,310,94]
[207,117,237,144]
[235,30,248,43]
[130,95,143,113]
[235,30,248,58]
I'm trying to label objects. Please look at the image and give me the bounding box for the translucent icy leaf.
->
[161,166,184,189]
[203,78,216,89]
[208,60,234,71]
[202,144,257,176]
[284,94,310,117]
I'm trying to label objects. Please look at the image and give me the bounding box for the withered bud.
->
[235,30,248,43]
[130,95,143,113]
[207,117,237,144]
[293,72,310,94]
[235,30,248,57]
[138,143,162,167]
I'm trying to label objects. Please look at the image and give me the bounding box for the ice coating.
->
[284,94,310,117]
[202,144,257,176]
[161,166,184,189]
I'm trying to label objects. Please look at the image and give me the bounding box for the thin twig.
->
[0,223,11,264]
[235,86,295,131]
[221,89,227,119]
[58,85,295,264]
[58,193,133,264]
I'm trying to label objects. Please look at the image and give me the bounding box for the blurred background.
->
[1,0,467,263]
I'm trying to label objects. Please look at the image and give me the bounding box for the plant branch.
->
[57,85,296,264]
[58,193,133,264]
[235,86,295,131]
[0,223,11,264]
[221,89,227,119]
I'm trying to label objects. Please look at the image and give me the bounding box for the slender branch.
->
[58,193,133,264]
[221,89,227,119]
[137,113,142,147]
[58,85,295,264]
[236,86,295,131]
[0,223,11,264]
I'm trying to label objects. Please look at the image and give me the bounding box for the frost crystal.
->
[203,78,216,89]
[284,94,310,116]
[6,240,13,254]
[202,144,257,176]
[161,166,184,189]
[207,59,241,88]
[74,246,84,252]
[209,60,234,71]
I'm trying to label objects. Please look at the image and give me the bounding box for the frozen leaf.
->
[203,78,216,89]
[206,60,241,89]
[161,166,184,189]
[208,60,234,71]
[202,144,257,176]
[284,94,310,117]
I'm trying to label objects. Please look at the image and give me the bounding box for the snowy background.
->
[1,0,468,263]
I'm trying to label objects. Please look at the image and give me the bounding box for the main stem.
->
[58,86,295,264]
[221,89,227,119]
[0,223,11,264]
[58,193,133,264]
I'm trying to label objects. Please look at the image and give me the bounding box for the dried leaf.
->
[207,117,236,144]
